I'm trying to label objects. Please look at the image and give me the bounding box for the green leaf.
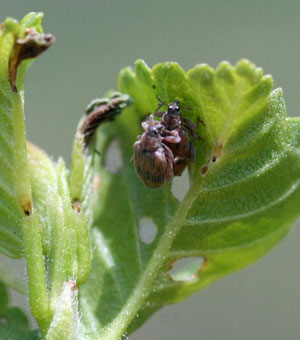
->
[0,13,54,258]
[26,142,91,333]
[79,59,300,339]
[0,281,40,340]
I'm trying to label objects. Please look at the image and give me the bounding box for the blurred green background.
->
[1,0,300,339]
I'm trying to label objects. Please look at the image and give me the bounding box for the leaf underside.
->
[79,59,300,339]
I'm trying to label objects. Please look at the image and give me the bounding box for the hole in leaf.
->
[104,140,123,173]
[139,217,157,244]
[171,169,189,201]
[168,256,206,281]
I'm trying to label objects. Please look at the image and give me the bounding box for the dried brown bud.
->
[80,94,132,149]
[9,28,55,92]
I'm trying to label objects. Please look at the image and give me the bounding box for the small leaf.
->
[24,141,93,335]
[0,281,40,340]
[79,59,300,339]
[45,281,79,340]
[0,13,54,258]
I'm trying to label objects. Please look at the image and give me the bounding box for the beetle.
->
[154,100,201,176]
[133,117,181,188]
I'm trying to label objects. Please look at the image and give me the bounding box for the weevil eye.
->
[146,125,160,138]
[147,125,160,137]
[174,100,180,111]
[167,100,180,115]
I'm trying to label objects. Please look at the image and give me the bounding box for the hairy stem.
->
[22,214,51,336]
[97,176,202,340]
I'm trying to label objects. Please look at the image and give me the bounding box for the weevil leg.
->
[143,115,161,129]
[154,111,164,118]
[155,94,165,108]
[163,135,181,144]
[182,118,202,140]
[149,114,161,125]
[196,116,205,127]
[189,141,195,162]
[162,129,181,144]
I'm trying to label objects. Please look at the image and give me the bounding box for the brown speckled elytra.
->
[133,117,181,188]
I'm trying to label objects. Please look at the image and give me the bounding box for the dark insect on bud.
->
[133,116,181,188]
[155,100,201,176]
[79,93,132,149]
[9,28,55,92]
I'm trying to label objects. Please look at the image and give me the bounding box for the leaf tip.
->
[2,17,19,33]
[216,61,235,83]
[188,63,215,86]
[118,66,136,91]
[152,61,185,79]
[259,74,274,92]
[236,58,263,83]
[21,12,44,33]
[135,59,153,85]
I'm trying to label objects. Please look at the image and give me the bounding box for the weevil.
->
[154,100,201,176]
[133,117,180,188]
[80,92,132,149]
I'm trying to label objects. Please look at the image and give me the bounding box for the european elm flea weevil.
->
[133,117,181,188]
[154,100,202,176]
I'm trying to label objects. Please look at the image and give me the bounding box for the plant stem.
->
[11,92,32,212]
[22,214,51,336]
[99,176,202,340]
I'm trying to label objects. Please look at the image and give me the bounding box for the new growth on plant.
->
[0,12,300,340]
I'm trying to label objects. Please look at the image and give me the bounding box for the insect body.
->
[133,119,180,188]
[155,100,199,176]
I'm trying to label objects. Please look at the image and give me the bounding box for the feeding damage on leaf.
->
[22,200,32,216]
[78,58,300,340]
[1,11,300,340]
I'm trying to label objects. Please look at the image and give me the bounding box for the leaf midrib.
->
[98,175,203,340]
[95,77,256,338]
